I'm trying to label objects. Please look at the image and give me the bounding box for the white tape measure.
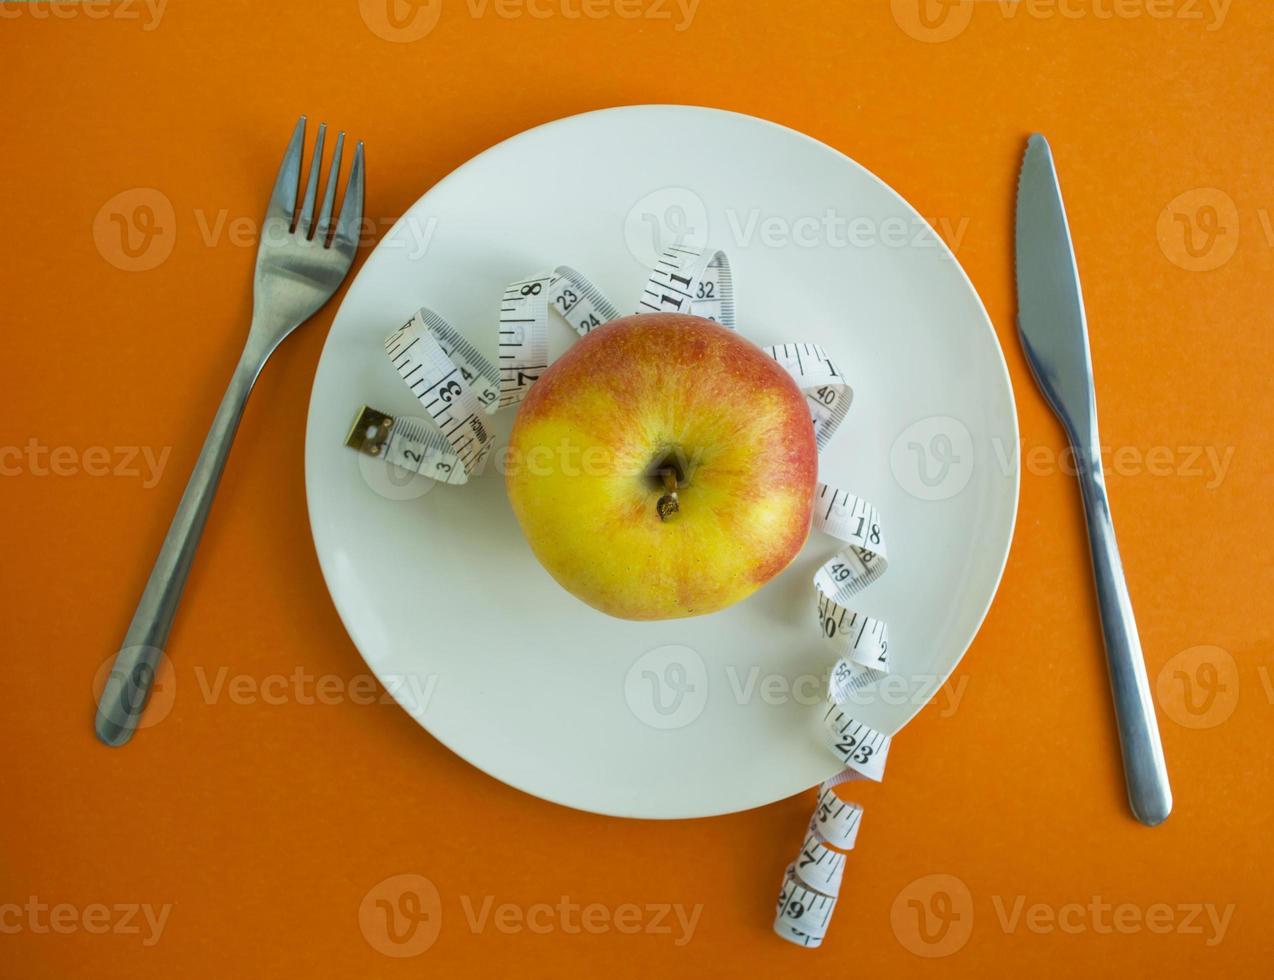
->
[344,245,900,949]
[637,243,734,324]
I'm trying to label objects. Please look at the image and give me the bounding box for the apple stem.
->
[656,467,680,522]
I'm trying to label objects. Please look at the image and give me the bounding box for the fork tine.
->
[314,131,345,245]
[297,122,326,236]
[333,141,365,254]
[266,116,306,224]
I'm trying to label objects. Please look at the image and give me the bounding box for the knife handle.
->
[1075,450,1172,826]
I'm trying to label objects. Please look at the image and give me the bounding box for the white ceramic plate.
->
[305,105,1018,819]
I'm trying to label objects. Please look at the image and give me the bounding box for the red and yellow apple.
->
[505,313,817,620]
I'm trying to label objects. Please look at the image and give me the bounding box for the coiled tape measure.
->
[345,244,897,949]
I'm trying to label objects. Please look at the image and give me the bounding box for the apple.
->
[505,312,817,620]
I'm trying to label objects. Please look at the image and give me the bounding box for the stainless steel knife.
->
[1015,133,1172,826]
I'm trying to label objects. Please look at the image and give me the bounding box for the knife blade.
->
[1015,134,1173,827]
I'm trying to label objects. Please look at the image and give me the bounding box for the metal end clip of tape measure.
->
[344,244,899,950]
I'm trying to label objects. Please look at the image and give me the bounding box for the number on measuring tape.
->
[775,864,838,946]
[818,594,891,674]
[814,787,863,851]
[638,245,734,327]
[384,309,501,475]
[822,707,891,782]
[796,830,847,893]
[344,405,470,485]
[498,275,551,409]
[765,344,853,451]
[550,264,621,336]
[499,268,624,409]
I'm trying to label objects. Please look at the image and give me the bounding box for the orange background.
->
[3,0,1271,975]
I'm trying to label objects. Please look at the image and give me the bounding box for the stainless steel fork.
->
[95,117,365,746]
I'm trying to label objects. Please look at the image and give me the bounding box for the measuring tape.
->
[344,245,899,950]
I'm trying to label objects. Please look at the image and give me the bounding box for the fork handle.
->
[1075,451,1172,826]
[95,350,262,746]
